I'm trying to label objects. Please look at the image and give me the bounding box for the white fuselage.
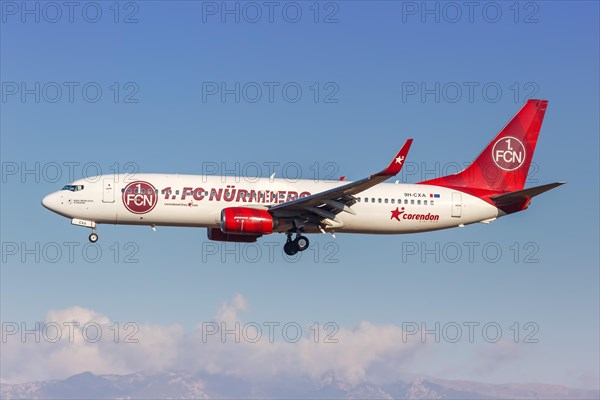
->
[42,174,501,235]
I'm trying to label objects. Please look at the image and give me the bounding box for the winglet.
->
[377,139,413,176]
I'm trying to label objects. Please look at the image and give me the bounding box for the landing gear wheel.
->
[294,235,309,251]
[89,233,98,243]
[284,240,299,256]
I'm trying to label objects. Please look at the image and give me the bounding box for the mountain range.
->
[2,371,598,399]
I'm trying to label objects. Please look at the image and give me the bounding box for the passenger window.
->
[357,198,361,202]
[411,199,414,205]
[122,188,125,193]
[176,190,180,195]
[417,200,421,205]
[372,198,376,203]
[384,199,388,204]
[391,199,395,204]
[431,200,434,206]
[404,199,408,205]
[424,200,428,205]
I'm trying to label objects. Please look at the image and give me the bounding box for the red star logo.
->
[391,207,403,221]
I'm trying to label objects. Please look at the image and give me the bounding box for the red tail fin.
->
[420,99,548,193]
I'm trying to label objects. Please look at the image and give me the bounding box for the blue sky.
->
[1,0,599,390]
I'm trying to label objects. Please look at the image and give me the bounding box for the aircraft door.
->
[451,192,462,217]
[102,178,115,203]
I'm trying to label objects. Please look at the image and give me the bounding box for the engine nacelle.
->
[207,228,260,243]
[220,207,275,235]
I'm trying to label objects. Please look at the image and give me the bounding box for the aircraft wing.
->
[269,139,413,226]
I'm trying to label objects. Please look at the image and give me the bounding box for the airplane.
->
[42,99,564,256]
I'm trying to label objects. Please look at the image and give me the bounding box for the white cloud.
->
[46,306,110,328]
[1,294,422,385]
[214,293,248,324]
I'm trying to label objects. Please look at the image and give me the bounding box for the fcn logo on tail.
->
[492,137,526,171]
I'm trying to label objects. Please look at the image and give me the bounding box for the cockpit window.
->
[61,185,84,192]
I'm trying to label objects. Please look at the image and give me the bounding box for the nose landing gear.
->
[283,233,310,256]
[89,232,98,243]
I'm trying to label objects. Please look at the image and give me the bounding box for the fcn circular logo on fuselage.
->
[122,181,158,214]
[492,137,526,171]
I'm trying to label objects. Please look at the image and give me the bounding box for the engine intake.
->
[221,207,275,235]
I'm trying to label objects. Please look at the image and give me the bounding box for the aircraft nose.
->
[42,193,55,210]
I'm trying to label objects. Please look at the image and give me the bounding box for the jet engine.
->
[220,207,276,235]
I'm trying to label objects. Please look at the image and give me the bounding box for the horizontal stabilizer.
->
[491,181,565,214]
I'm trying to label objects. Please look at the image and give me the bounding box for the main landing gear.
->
[283,233,310,256]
